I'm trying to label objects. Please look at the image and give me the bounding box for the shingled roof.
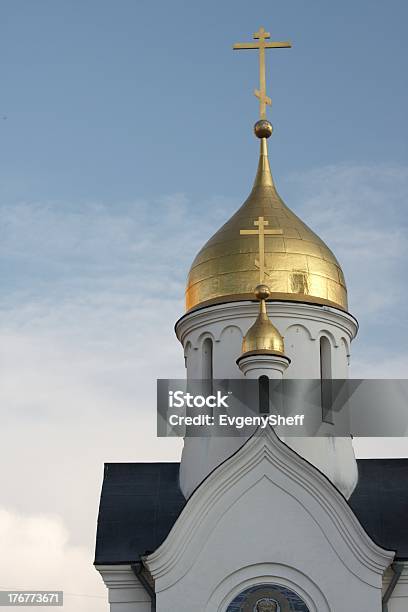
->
[94,463,185,565]
[349,458,408,560]
[95,458,408,565]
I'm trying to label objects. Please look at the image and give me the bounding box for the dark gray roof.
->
[94,463,185,565]
[95,458,408,565]
[350,458,408,560]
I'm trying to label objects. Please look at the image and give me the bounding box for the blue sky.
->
[1,0,407,202]
[0,1,407,608]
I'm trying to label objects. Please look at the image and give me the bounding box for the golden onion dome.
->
[241,284,285,356]
[186,127,347,312]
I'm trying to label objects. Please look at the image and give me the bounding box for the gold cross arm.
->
[233,26,291,120]
[233,41,292,50]
[240,228,282,235]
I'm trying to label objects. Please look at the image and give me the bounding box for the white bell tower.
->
[176,132,358,500]
[176,39,359,501]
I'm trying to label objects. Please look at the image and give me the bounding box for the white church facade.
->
[94,25,408,612]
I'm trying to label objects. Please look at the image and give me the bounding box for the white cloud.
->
[351,353,408,379]
[282,162,408,375]
[0,508,105,612]
[283,163,408,320]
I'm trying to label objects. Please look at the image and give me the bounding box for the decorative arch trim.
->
[284,323,315,341]
[197,330,216,344]
[340,336,351,356]
[218,324,244,343]
[207,563,329,612]
[146,427,393,591]
[183,340,192,357]
[176,301,358,347]
[317,329,338,348]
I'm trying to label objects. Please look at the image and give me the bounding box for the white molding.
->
[237,353,290,378]
[147,427,393,591]
[95,565,151,609]
[207,563,330,612]
[176,301,358,347]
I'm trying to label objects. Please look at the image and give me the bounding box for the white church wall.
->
[284,323,316,377]
[216,325,243,378]
[148,429,393,612]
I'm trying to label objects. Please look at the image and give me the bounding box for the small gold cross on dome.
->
[240,216,283,283]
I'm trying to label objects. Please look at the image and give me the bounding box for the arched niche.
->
[226,583,310,611]
[284,323,314,344]
[202,336,214,380]
[319,335,333,423]
[283,324,315,378]
[217,325,244,378]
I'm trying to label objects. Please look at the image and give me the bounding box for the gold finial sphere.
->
[254,119,273,139]
[254,284,271,300]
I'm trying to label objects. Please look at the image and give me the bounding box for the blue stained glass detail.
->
[226,583,310,612]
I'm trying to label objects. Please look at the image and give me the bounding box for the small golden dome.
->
[241,285,285,356]
[186,137,348,312]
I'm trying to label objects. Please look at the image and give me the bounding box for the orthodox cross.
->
[240,216,283,283]
[233,26,291,119]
